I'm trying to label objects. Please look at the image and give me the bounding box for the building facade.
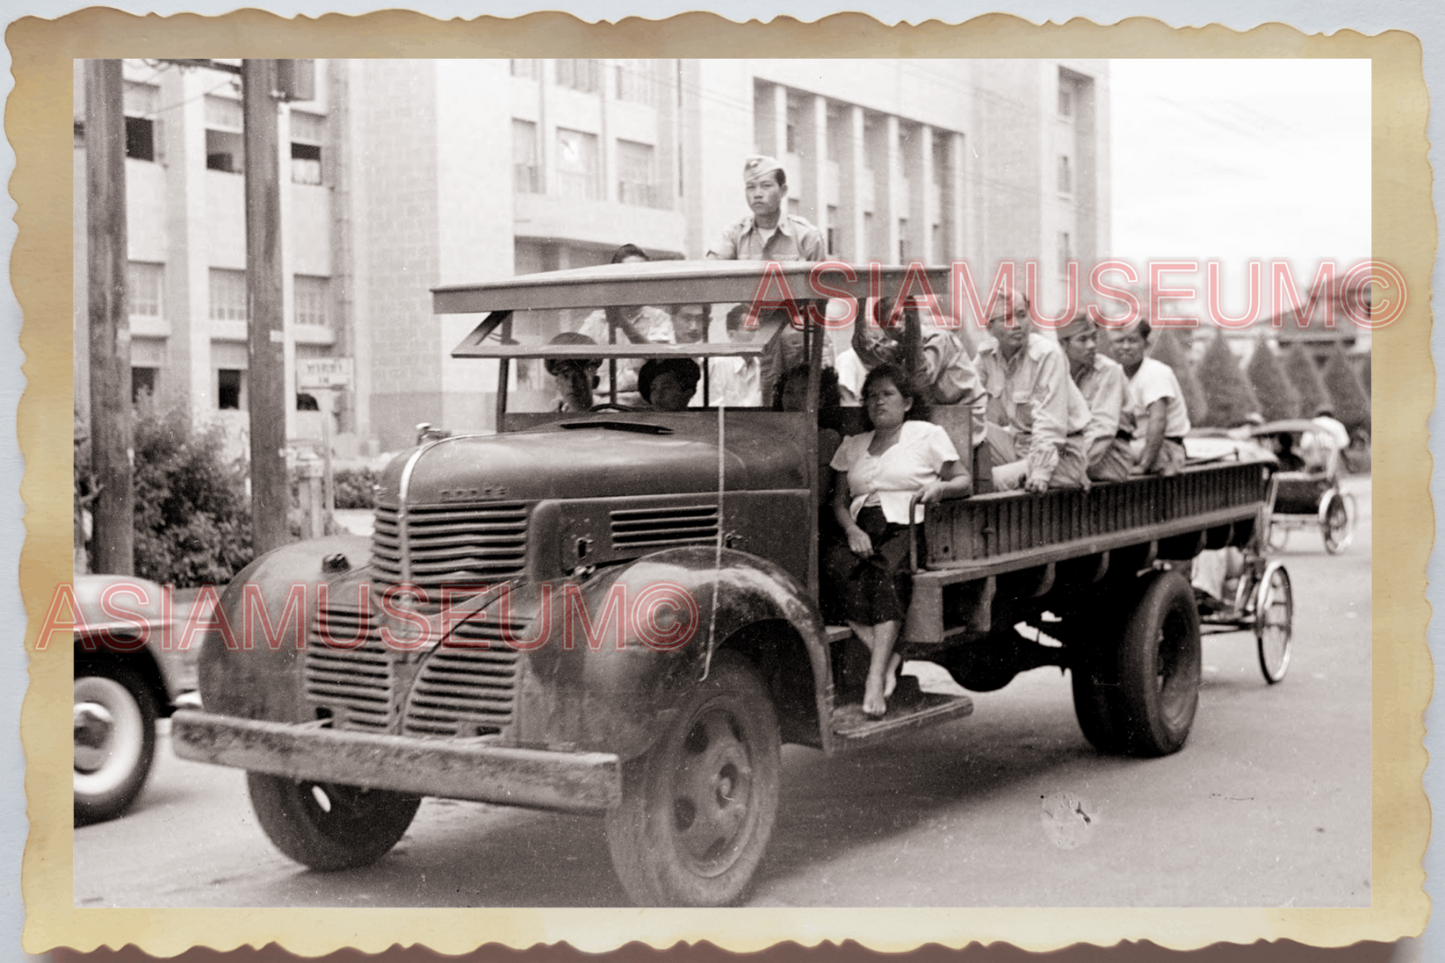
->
[74,58,1111,454]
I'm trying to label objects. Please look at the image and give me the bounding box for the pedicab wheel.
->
[1322,492,1352,555]
[74,662,157,825]
[247,773,421,871]
[605,650,780,907]
[1253,563,1294,684]
[1112,571,1202,757]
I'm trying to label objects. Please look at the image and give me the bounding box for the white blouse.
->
[830,420,960,525]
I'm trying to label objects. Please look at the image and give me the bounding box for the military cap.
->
[742,155,785,182]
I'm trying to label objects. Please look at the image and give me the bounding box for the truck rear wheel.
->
[1113,571,1202,757]
[1070,647,1125,755]
[605,650,780,907]
[247,772,421,871]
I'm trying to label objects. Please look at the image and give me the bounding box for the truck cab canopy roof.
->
[438,260,955,361]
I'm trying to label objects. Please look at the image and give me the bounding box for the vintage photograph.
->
[62,55,1381,913]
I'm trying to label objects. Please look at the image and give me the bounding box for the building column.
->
[882,114,900,264]
[918,125,936,264]
[799,93,827,234]
[845,105,866,261]
[162,66,212,425]
[950,131,967,267]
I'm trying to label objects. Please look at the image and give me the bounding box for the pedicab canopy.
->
[434,260,957,361]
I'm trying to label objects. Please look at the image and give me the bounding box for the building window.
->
[1058,231,1072,275]
[205,95,245,174]
[513,119,541,193]
[209,268,248,321]
[933,137,949,186]
[556,59,600,93]
[127,262,164,319]
[617,139,657,208]
[294,275,330,326]
[1058,155,1072,194]
[1058,69,1074,117]
[290,111,324,185]
[217,369,246,410]
[555,128,600,201]
[826,205,839,256]
[615,60,655,106]
[131,367,158,405]
[898,219,908,264]
[510,59,541,80]
[786,122,797,155]
[123,82,159,162]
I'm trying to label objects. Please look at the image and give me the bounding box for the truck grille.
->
[401,615,525,738]
[304,596,523,739]
[610,505,719,550]
[304,602,394,732]
[371,501,530,597]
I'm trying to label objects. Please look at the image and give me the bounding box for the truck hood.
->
[377,413,810,505]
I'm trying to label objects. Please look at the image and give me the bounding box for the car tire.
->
[247,773,421,871]
[74,662,157,825]
[1111,571,1202,757]
[605,650,781,907]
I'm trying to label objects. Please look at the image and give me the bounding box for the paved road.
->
[75,478,1372,908]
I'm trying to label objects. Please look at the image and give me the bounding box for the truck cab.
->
[173,260,1274,906]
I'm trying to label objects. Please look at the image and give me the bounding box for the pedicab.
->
[1184,432,1295,684]
[1251,419,1355,554]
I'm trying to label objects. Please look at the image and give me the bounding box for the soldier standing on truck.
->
[1056,312,1132,483]
[1109,318,1191,476]
[706,155,833,401]
[976,287,1091,492]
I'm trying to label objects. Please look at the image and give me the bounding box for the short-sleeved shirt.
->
[1073,353,1128,446]
[1124,357,1191,439]
[577,305,676,398]
[830,420,960,525]
[706,213,826,262]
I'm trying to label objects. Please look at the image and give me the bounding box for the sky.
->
[1108,59,1372,319]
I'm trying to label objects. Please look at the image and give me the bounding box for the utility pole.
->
[84,59,133,575]
[242,59,289,554]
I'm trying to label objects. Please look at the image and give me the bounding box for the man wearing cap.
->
[976,287,1091,492]
[706,155,825,262]
[1056,311,1132,482]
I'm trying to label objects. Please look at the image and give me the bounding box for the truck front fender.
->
[521,547,832,760]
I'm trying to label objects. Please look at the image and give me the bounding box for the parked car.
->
[74,573,198,824]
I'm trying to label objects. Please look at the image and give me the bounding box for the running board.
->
[831,688,975,745]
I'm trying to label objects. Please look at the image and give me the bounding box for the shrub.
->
[332,467,379,510]
[130,407,255,588]
[1196,333,1260,428]
[1321,343,1371,435]
[1147,328,1208,426]
[1281,343,1329,417]
[1245,337,1300,422]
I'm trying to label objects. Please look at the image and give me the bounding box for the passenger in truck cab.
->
[1056,312,1133,483]
[1109,318,1191,477]
[976,287,1091,492]
[637,357,702,412]
[543,332,602,414]
[825,362,971,718]
[577,244,676,405]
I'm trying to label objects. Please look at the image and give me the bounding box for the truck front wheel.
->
[1113,571,1202,757]
[247,773,421,871]
[605,650,781,907]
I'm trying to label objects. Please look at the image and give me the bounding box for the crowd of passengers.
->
[541,154,1198,719]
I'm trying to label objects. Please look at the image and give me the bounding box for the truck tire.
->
[605,650,781,907]
[1113,571,1202,757]
[74,662,158,825]
[1070,647,1126,755]
[247,772,421,871]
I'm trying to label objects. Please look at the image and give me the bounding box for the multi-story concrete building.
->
[74,58,1110,454]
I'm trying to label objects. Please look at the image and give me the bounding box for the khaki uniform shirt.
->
[706,213,826,262]
[978,333,1091,486]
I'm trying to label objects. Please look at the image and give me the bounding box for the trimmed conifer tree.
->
[1245,336,1300,422]
[1196,332,1260,428]
[1281,343,1329,417]
[1147,327,1208,426]
[1321,343,1371,434]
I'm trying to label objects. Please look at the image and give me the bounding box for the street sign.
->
[296,357,353,391]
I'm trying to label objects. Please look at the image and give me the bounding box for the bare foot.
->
[863,679,888,718]
[882,653,902,699]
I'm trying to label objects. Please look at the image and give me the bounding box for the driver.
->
[544,332,602,414]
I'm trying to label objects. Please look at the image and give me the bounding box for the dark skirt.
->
[822,505,915,626]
